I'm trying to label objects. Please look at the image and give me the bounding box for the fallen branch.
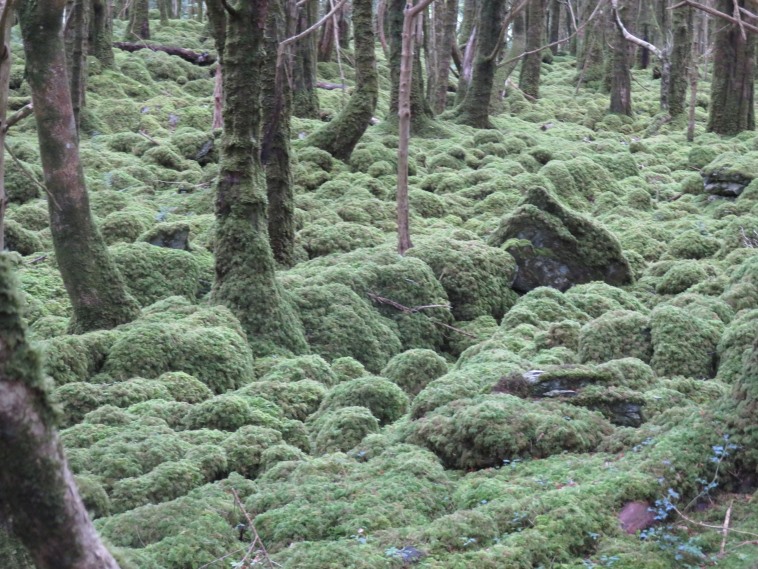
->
[228,488,277,568]
[112,41,216,66]
[137,130,160,145]
[720,500,733,556]
[367,292,479,339]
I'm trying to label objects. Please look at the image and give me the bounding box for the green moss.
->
[331,357,368,383]
[157,371,213,403]
[222,425,283,478]
[298,222,384,258]
[260,355,337,386]
[43,330,115,385]
[311,406,380,454]
[183,394,283,431]
[405,394,613,469]
[100,211,149,245]
[315,375,409,425]
[104,377,173,408]
[540,157,619,210]
[111,460,205,513]
[381,349,449,397]
[578,310,652,364]
[127,400,192,428]
[656,260,713,295]
[668,230,721,260]
[3,219,43,255]
[650,305,722,379]
[239,380,327,422]
[716,309,758,383]
[4,158,42,204]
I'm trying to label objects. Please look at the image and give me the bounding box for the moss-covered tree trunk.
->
[305,0,378,159]
[90,0,115,69]
[428,0,457,114]
[158,0,171,24]
[388,0,434,133]
[0,256,120,569]
[609,0,632,115]
[65,0,90,131]
[0,3,13,253]
[125,0,149,39]
[292,0,320,118]
[19,0,140,333]
[454,0,508,127]
[707,0,755,135]
[726,337,758,478]
[208,0,308,356]
[519,0,547,99]
[667,5,692,118]
[457,0,476,44]
[263,0,296,266]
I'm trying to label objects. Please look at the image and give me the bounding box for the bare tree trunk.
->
[212,63,223,128]
[292,0,320,118]
[397,0,434,255]
[305,0,378,159]
[125,0,149,39]
[428,0,457,113]
[19,0,140,333]
[158,0,171,23]
[707,0,755,135]
[90,0,114,68]
[0,256,121,569]
[500,8,524,82]
[667,4,692,117]
[454,24,476,105]
[548,0,561,54]
[206,0,308,356]
[609,0,633,115]
[65,0,90,132]
[519,0,548,99]
[686,49,697,142]
[0,2,12,253]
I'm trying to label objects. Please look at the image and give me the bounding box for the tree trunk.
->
[0,256,121,569]
[305,0,378,159]
[90,0,114,69]
[292,0,320,118]
[158,0,171,24]
[455,0,508,127]
[263,0,296,266]
[19,0,140,333]
[500,8,524,83]
[207,0,308,356]
[212,63,223,128]
[388,0,434,133]
[428,0,456,113]
[707,0,755,135]
[609,0,632,115]
[0,3,12,253]
[125,0,149,40]
[65,0,90,132]
[454,24,476,105]
[667,4,692,118]
[519,0,547,99]
[548,0,560,54]
[457,0,477,44]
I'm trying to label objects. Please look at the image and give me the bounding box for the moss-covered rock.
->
[221,425,283,478]
[578,310,652,364]
[311,406,380,454]
[260,355,337,387]
[157,371,213,404]
[183,394,283,431]
[702,151,758,197]
[489,187,633,292]
[655,260,713,295]
[315,375,409,425]
[381,349,449,397]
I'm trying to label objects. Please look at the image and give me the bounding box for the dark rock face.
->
[488,187,633,293]
[144,222,191,251]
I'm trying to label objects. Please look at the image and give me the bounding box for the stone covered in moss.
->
[310,406,380,454]
[489,187,633,292]
[110,460,205,513]
[407,235,517,321]
[578,310,652,364]
[3,219,43,255]
[405,394,612,469]
[655,260,713,295]
[157,371,213,403]
[716,308,758,383]
[701,151,758,197]
[221,425,283,478]
[44,330,116,385]
[260,355,337,387]
[315,375,409,425]
[381,349,449,397]
[183,394,283,431]
[239,380,327,422]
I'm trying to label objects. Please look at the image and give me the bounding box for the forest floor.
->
[3,15,758,569]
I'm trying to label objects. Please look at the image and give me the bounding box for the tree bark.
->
[65,0,90,132]
[0,1,12,253]
[519,0,548,99]
[125,0,149,40]
[90,0,114,68]
[305,0,378,159]
[0,255,121,569]
[428,0,457,113]
[263,0,296,266]
[158,0,171,23]
[609,0,633,115]
[707,0,755,135]
[667,4,692,118]
[455,0,509,127]
[207,0,308,356]
[19,0,140,333]
[548,0,561,54]
[457,0,477,44]
[292,0,320,118]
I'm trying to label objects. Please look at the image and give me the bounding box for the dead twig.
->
[228,488,278,568]
[137,130,160,145]
[720,500,734,556]
[367,292,479,339]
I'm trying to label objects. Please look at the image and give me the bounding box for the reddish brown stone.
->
[619,501,656,534]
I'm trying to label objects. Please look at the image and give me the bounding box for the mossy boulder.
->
[381,349,449,397]
[297,222,384,258]
[44,330,116,385]
[315,375,409,425]
[489,187,633,292]
[221,425,283,478]
[310,406,380,454]
[405,394,613,469]
[100,211,149,245]
[702,151,758,197]
[655,260,713,295]
[716,309,758,383]
[407,235,517,320]
[260,355,337,387]
[578,310,653,364]
[668,230,721,260]
[183,394,283,431]
[3,219,43,255]
[157,371,213,404]
[239,380,327,422]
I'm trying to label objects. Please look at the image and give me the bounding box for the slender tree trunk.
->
[500,9,524,82]
[548,0,561,54]
[458,0,477,44]
[0,3,12,253]
[19,0,139,333]
[292,0,320,118]
[454,24,476,105]
[305,0,378,159]
[455,0,508,127]
[519,0,548,99]
[212,63,223,128]
[125,0,149,39]
[0,246,120,569]
[65,0,89,132]
[90,0,114,68]
[667,5,692,117]
[263,0,296,266]
[318,0,337,61]
[207,0,308,356]
[206,0,225,128]
[429,0,457,113]
[609,0,632,115]
[158,0,171,24]
[707,0,755,135]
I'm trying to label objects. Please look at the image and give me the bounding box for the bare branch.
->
[672,0,758,33]
[610,0,664,58]
[3,103,33,133]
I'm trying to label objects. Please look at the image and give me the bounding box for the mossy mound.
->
[407,234,517,321]
[297,222,385,258]
[314,375,409,426]
[239,380,327,422]
[655,259,714,295]
[260,355,338,387]
[310,406,380,454]
[183,394,283,431]
[489,187,633,292]
[539,156,620,210]
[716,308,758,384]
[381,349,449,397]
[3,219,43,255]
[405,394,613,469]
[578,310,653,364]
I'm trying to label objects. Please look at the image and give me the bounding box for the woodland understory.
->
[1,1,758,568]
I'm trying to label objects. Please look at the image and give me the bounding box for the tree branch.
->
[672,0,758,33]
[610,0,664,58]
